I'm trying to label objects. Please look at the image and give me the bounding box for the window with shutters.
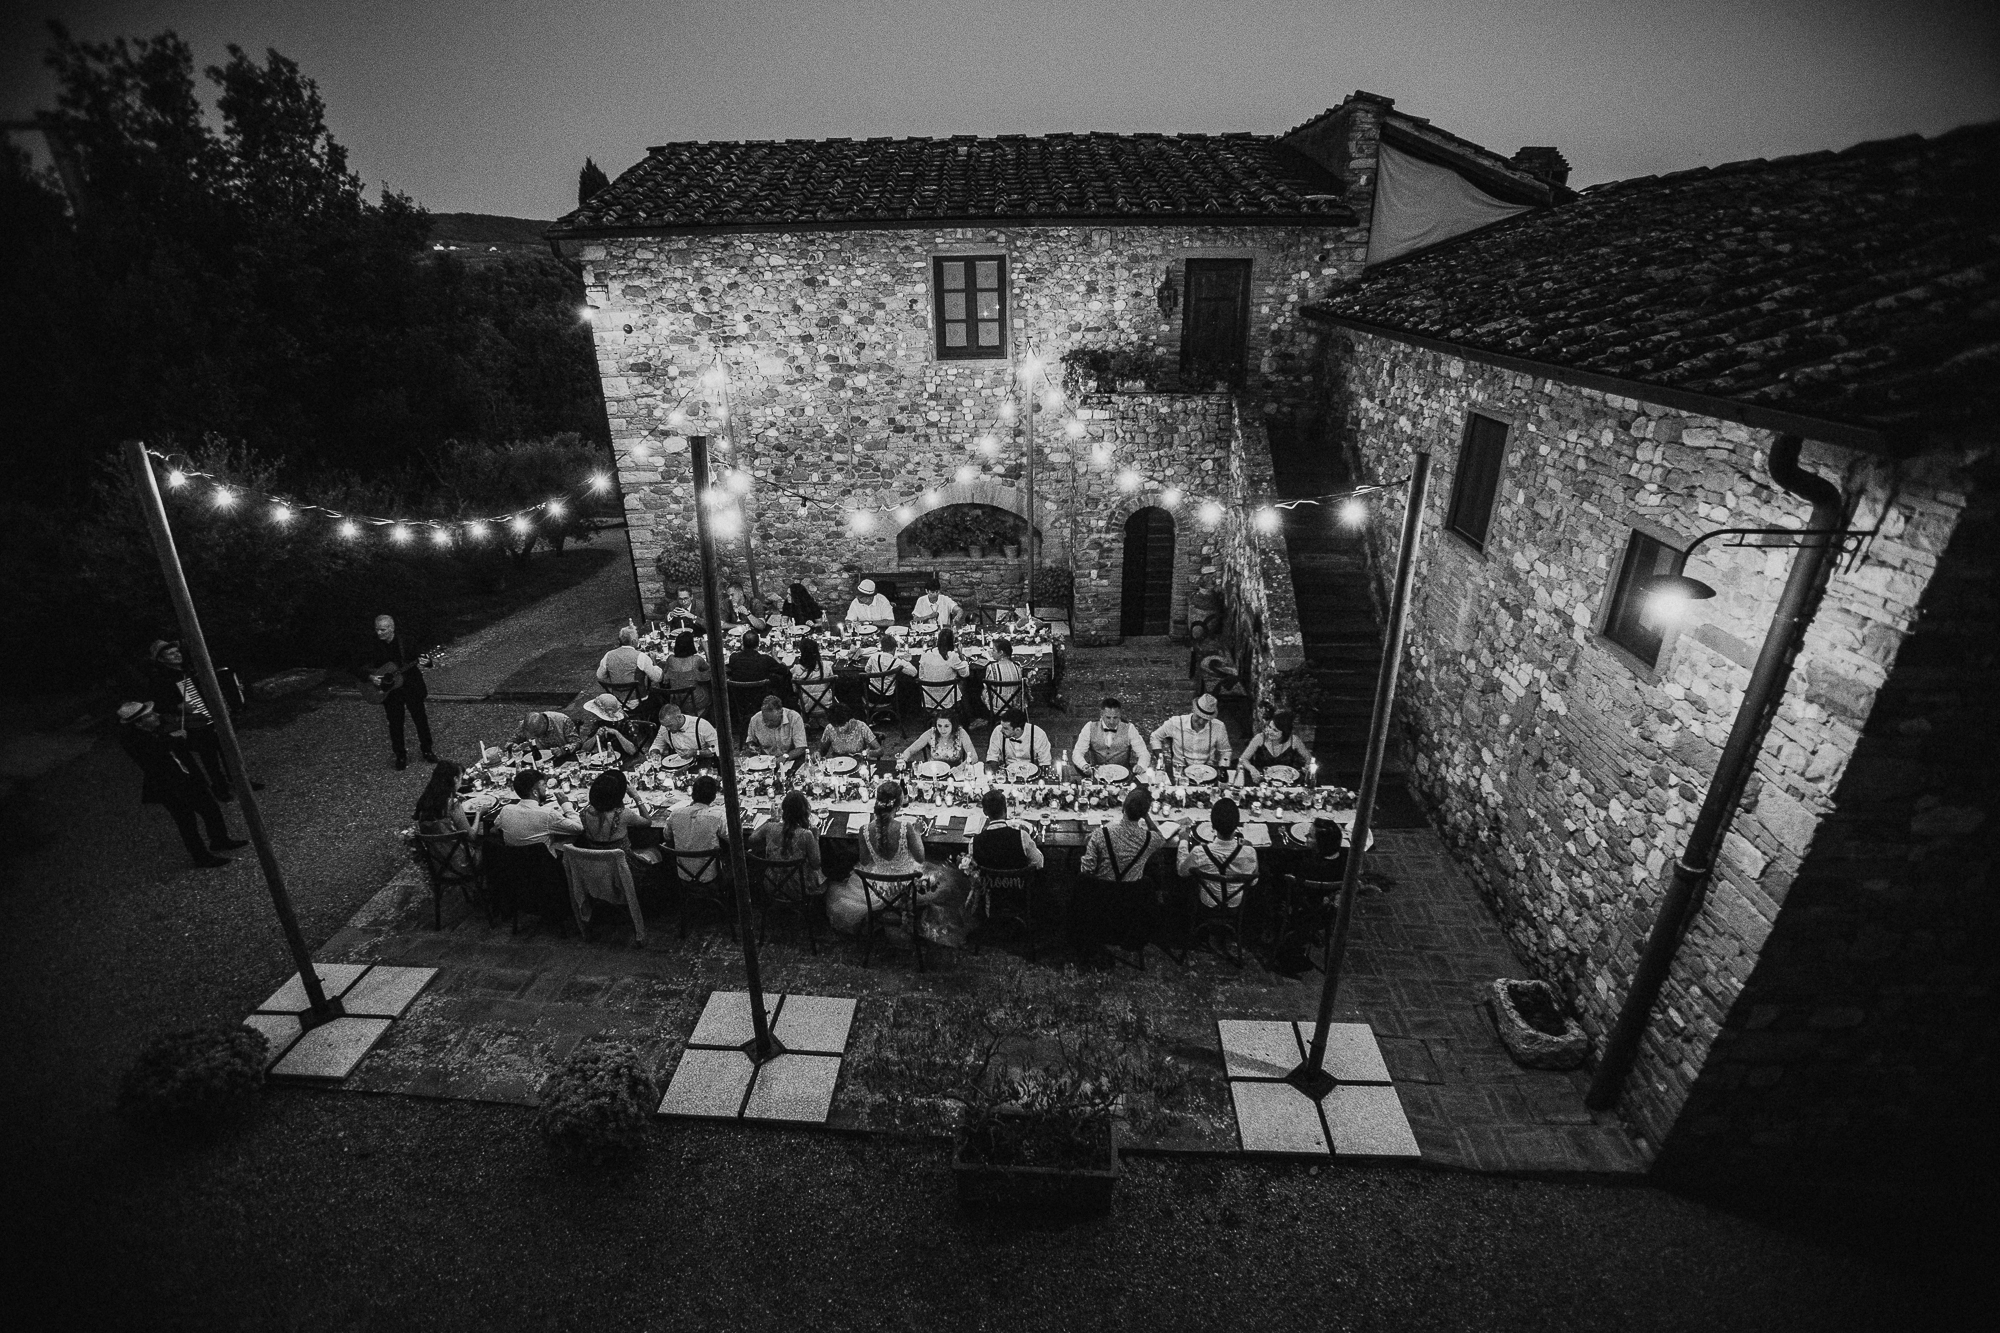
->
[932,255,1007,359]
[1443,413,1509,551]
[1601,529,1686,670]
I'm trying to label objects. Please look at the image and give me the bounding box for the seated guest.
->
[970,789,1043,873]
[791,636,837,715]
[647,699,719,760]
[665,773,728,882]
[1179,797,1259,908]
[1073,785,1165,962]
[861,630,915,692]
[818,701,881,762]
[980,637,1027,716]
[574,769,659,858]
[985,707,1052,773]
[727,628,790,702]
[414,760,475,839]
[723,579,767,630]
[899,710,979,774]
[1150,693,1232,772]
[845,578,895,626]
[916,625,970,713]
[778,580,825,627]
[750,789,824,892]
[660,630,711,714]
[1079,786,1165,884]
[1277,816,1348,886]
[1235,709,1313,785]
[910,576,962,627]
[515,709,578,755]
[1069,697,1153,778]
[596,626,663,702]
[578,694,640,759]
[660,586,705,633]
[743,694,809,765]
[824,779,973,946]
[493,769,582,847]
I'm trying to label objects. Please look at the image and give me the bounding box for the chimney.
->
[1509,146,1570,187]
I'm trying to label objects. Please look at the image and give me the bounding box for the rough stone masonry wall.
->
[1656,464,1998,1208]
[576,222,1363,627]
[1320,329,1974,1151]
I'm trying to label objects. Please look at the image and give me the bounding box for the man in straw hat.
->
[578,694,639,759]
[845,578,895,626]
[1149,692,1233,772]
[115,700,248,868]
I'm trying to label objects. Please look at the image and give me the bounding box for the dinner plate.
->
[657,754,694,771]
[822,755,858,774]
[1263,764,1300,784]
[1006,759,1040,781]
[1183,763,1218,785]
[462,794,497,814]
[1289,816,1372,851]
[1193,821,1217,842]
[1152,820,1182,841]
[1095,763,1130,783]
[916,759,952,778]
[740,754,778,772]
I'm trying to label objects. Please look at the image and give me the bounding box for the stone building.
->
[1305,124,1998,1208]
[547,92,1563,662]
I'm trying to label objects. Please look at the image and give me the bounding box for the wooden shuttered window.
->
[933,256,1006,359]
[1444,413,1509,551]
[1602,529,1685,669]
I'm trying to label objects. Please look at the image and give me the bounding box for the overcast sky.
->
[5,0,1996,219]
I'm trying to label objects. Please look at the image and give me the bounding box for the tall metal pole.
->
[690,435,775,1063]
[718,368,764,603]
[125,442,338,1024]
[1289,450,1431,1099]
[1022,353,1037,616]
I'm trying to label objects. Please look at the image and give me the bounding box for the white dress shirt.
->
[846,594,895,624]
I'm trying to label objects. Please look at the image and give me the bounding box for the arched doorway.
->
[1120,507,1176,636]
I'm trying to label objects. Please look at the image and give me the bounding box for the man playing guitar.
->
[354,614,439,770]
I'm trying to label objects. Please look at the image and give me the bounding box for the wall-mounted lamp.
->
[1638,524,1874,621]
[1156,271,1180,320]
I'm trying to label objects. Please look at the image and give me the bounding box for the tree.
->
[578,157,609,207]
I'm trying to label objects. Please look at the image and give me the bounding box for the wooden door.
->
[1120,508,1177,636]
[1180,259,1252,384]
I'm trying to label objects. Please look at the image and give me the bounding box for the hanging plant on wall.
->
[899,504,1029,559]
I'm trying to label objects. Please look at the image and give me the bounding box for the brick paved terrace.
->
[309,641,1641,1175]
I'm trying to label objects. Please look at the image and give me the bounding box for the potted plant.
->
[1490,978,1588,1070]
[1030,564,1074,612]
[859,978,1188,1215]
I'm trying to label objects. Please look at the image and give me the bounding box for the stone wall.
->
[1655,464,1999,1210]
[1319,328,1976,1151]
[576,221,1363,624]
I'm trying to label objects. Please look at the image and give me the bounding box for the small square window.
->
[934,255,1006,359]
[1444,413,1508,551]
[1602,529,1686,669]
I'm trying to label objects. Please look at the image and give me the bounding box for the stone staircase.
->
[1267,427,1403,781]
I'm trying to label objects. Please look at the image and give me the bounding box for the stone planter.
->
[953,1120,1119,1215]
[1491,979,1588,1070]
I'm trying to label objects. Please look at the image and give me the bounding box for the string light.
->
[578,305,592,322]
[725,469,753,496]
[467,521,488,540]
[338,520,359,540]
[431,527,452,547]
[589,472,611,492]
[1339,497,1367,526]
[167,470,188,488]
[849,511,875,534]
[1254,507,1281,534]
[955,465,977,484]
[1161,487,1182,509]
[511,516,532,536]
[211,487,235,510]
[712,509,743,539]
[893,506,913,524]
[270,504,291,525]
[977,435,998,455]
[1199,500,1225,528]
[1116,469,1142,493]
[546,499,566,518]
[389,524,410,543]
[1065,419,1087,440]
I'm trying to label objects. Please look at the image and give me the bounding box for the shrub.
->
[117,1023,269,1136]
[1265,663,1342,721]
[536,1042,658,1163]
[1031,564,1074,609]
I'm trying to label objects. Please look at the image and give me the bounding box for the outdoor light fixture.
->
[510,516,531,536]
[1339,497,1367,526]
[1637,523,1874,621]
[338,520,359,540]
[1090,444,1112,468]
[712,509,742,539]
[431,527,451,547]
[1066,420,1088,440]
[849,511,874,534]
[167,469,187,488]
[977,434,998,455]
[922,490,939,507]
[547,499,566,518]
[1116,469,1141,492]
[725,469,753,495]
[466,522,487,541]
[270,504,291,525]
[389,524,410,543]
[1198,500,1224,528]
[589,472,611,492]
[703,366,727,388]
[998,402,1016,423]
[667,409,689,427]
[956,465,977,484]
[893,505,914,524]
[212,487,235,510]
[578,305,592,322]
[1254,506,1281,534]
[1161,487,1183,509]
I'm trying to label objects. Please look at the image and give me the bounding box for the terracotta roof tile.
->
[1309,123,2000,441]
[551,132,1355,233]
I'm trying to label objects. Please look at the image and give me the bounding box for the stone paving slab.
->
[742,1053,844,1123]
[341,965,437,1019]
[1217,1019,1303,1079]
[1296,1021,1394,1084]
[1325,1083,1422,1158]
[771,994,855,1054]
[690,990,784,1048]
[241,1012,302,1067]
[258,963,370,1015]
[1231,1080,1331,1155]
[270,1016,393,1082]
[658,1047,756,1119]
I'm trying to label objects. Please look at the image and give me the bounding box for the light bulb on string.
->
[1254,507,1281,535]
[1161,487,1183,509]
[589,472,611,493]
[211,487,236,510]
[998,402,1016,423]
[338,520,360,540]
[667,409,688,428]
[167,469,188,489]
[893,505,914,524]
[725,469,753,496]
[270,504,291,525]
[1041,392,1063,414]
[431,526,452,547]
[955,464,977,484]
[578,305,592,322]
[849,511,875,535]
[1339,497,1367,526]
[1116,469,1141,493]
[511,516,532,536]
[1198,500,1224,529]
[712,509,742,539]
[546,499,566,518]
[922,490,939,508]
[1064,419,1087,440]
[702,365,727,388]
[976,434,998,455]
[390,524,411,544]
[1090,444,1112,469]
[467,521,487,541]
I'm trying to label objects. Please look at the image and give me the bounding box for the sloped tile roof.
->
[1308,123,2000,444]
[550,133,1356,233]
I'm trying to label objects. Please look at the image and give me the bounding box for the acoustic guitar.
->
[358,645,447,705]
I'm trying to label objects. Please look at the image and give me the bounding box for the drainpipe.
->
[1586,434,1846,1112]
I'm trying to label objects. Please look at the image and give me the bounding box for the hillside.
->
[426,212,555,258]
